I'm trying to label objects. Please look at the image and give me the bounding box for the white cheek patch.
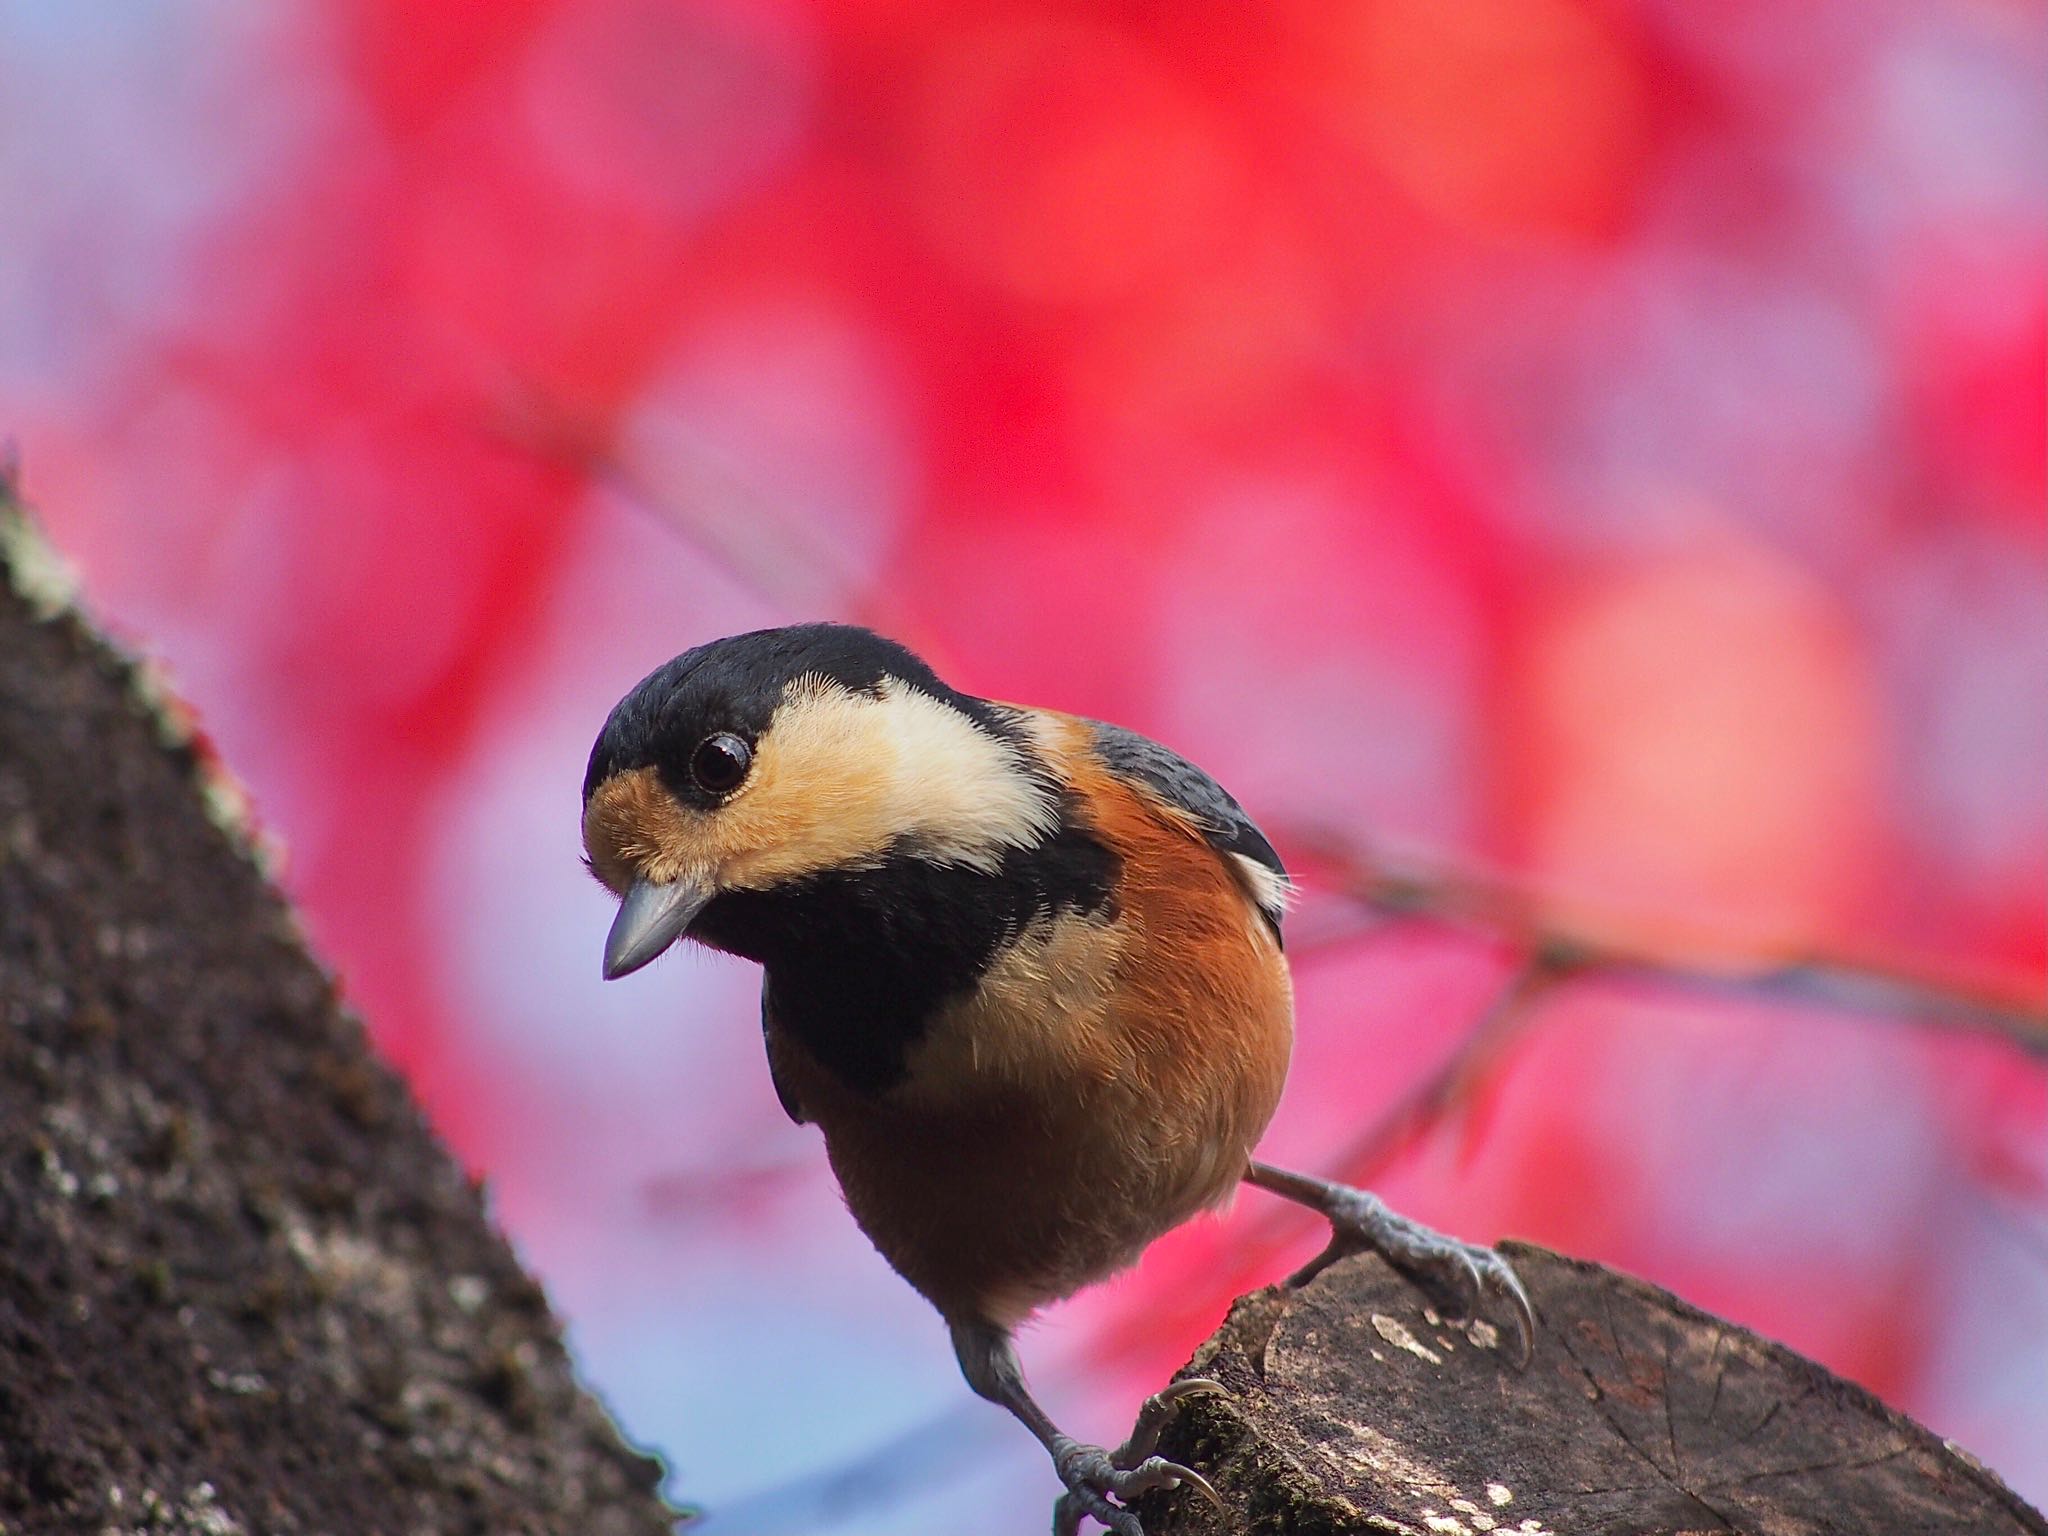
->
[865,683,1060,868]
[716,677,1058,889]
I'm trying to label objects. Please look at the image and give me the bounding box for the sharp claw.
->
[1453,1248,1485,1309]
[1493,1264,1537,1367]
[1457,1246,1536,1365]
[1114,1377,1230,1469]
[1171,1462,1224,1510]
[1121,1456,1213,1499]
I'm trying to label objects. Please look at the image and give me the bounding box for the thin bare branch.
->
[1312,952,1567,1188]
[489,379,933,645]
[1288,825,2048,1059]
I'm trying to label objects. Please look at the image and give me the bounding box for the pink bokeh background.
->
[3,2,2044,1529]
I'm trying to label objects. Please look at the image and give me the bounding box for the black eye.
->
[690,732,751,794]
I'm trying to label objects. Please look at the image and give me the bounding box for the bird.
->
[581,622,1531,1536]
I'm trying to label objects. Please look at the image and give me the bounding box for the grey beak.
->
[603,875,714,980]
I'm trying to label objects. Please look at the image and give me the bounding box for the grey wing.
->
[1087,719,1290,937]
[761,984,809,1125]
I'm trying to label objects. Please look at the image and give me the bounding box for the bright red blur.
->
[3,2,2042,1527]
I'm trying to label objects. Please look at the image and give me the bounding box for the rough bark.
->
[0,494,676,1532]
[1132,1244,2044,1536]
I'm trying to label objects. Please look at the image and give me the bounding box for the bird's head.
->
[581,624,1059,978]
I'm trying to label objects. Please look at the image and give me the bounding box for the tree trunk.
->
[0,495,676,1532]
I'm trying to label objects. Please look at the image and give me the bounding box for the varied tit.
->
[582,623,1531,1536]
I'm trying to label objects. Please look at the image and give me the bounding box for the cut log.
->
[1132,1244,2044,1536]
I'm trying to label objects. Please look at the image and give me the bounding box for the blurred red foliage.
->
[2,1,2042,1527]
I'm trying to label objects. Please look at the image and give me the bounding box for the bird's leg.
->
[1244,1160,1534,1363]
[950,1320,1224,1536]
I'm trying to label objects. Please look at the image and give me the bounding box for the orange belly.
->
[770,764,1294,1327]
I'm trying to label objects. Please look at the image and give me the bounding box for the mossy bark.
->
[0,491,676,1534]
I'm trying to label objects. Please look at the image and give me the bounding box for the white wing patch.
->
[1230,851,1294,924]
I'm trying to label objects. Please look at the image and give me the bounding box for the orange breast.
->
[771,739,1293,1328]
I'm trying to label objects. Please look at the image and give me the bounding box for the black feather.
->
[698,814,1118,1098]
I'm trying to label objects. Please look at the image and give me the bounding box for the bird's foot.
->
[1292,1187,1534,1364]
[1049,1381,1226,1536]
